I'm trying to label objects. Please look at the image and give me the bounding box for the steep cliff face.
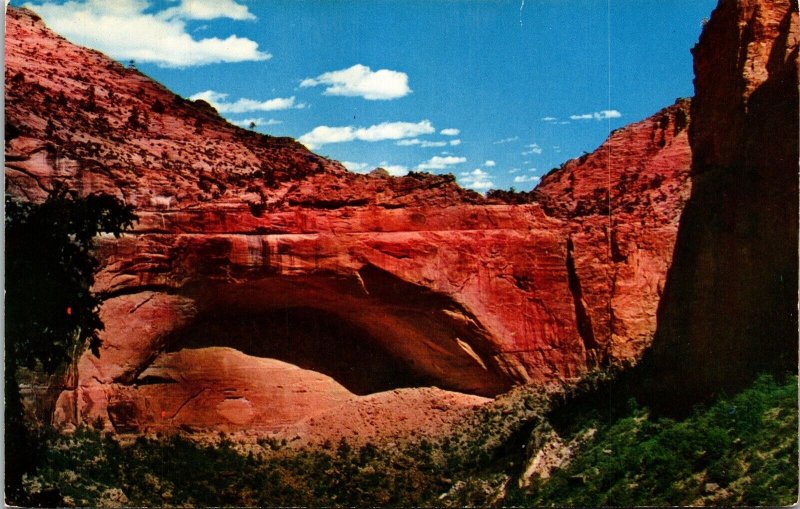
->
[645,0,799,408]
[5,7,692,434]
[535,100,693,364]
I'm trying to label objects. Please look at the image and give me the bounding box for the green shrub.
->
[21,374,796,507]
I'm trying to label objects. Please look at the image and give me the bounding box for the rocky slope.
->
[643,0,799,410]
[5,6,692,435]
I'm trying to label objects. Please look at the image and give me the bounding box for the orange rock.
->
[6,6,692,435]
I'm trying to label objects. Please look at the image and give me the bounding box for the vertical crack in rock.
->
[565,237,600,367]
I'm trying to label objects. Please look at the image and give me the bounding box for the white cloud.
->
[440,128,460,136]
[541,116,557,122]
[343,160,410,176]
[569,109,622,121]
[162,0,255,20]
[522,143,543,155]
[298,120,434,149]
[458,168,494,190]
[341,161,369,173]
[300,64,411,100]
[298,126,356,148]
[396,139,421,146]
[230,117,282,127]
[484,160,496,167]
[25,0,270,67]
[356,121,434,142]
[190,90,302,113]
[508,168,521,173]
[493,136,519,144]
[449,139,462,146]
[416,155,467,171]
[378,162,409,176]
[514,174,540,183]
[396,139,448,148]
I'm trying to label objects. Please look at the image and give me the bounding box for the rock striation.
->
[5,6,692,433]
[644,0,799,409]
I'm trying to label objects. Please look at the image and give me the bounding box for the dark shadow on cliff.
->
[633,1,799,415]
[165,307,438,396]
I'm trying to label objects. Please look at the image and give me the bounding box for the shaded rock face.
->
[5,7,692,433]
[645,0,799,409]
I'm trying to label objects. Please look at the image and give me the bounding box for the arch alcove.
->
[102,265,515,432]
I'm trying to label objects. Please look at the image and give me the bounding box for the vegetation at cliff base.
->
[5,187,136,504]
[19,373,797,507]
[507,373,798,506]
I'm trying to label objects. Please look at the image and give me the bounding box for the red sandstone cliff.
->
[5,7,692,434]
[644,0,799,409]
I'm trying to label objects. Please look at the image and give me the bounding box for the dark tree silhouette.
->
[4,186,136,504]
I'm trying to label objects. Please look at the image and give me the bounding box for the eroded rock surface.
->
[645,0,799,409]
[5,6,692,434]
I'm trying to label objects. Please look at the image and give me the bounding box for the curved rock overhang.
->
[54,267,520,432]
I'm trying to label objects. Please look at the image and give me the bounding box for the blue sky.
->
[17,0,717,191]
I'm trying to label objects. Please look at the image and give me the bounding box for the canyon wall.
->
[644,0,799,408]
[5,7,692,433]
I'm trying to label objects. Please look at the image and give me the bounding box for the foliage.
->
[16,363,797,507]
[485,187,537,204]
[509,373,798,506]
[6,186,136,369]
[5,187,136,503]
[22,385,549,507]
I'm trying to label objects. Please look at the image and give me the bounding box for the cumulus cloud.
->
[24,0,270,67]
[418,140,448,148]
[541,116,557,122]
[458,168,495,190]
[440,128,460,136]
[378,162,410,176]
[300,64,411,100]
[493,136,519,144]
[396,139,448,148]
[342,160,410,176]
[298,120,434,149]
[162,0,255,20]
[522,143,543,155]
[229,117,282,127]
[484,160,496,167]
[569,109,622,121]
[341,161,369,173]
[449,139,462,146]
[513,174,540,183]
[508,168,521,173]
[416,155,467,171]
[190,90,302,113]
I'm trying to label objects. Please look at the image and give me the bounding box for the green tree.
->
[4,186,136,504]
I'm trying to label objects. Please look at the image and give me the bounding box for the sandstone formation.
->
[644,0,799,409]
[5,7,692,434]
